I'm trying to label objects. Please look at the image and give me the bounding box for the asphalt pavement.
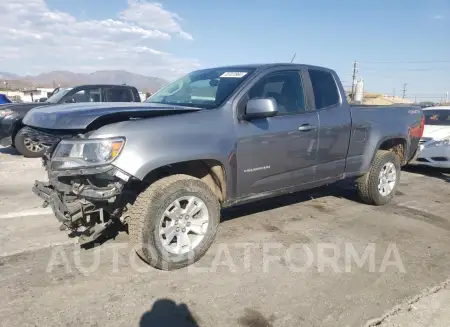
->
[1,145,450,327]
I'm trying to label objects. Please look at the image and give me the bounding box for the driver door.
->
[235,70,319,198]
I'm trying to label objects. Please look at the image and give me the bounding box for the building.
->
[3,88,55,103]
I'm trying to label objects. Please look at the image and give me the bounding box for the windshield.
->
[424,109,450,126]
[145,67,255,109]
[46,88,72,103]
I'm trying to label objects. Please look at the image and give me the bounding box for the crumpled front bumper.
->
[32,181,72,223]
[32,151,131,228]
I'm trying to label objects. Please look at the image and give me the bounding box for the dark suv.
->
[0,84,141,157]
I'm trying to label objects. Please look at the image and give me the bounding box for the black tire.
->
[128,174,220,270]
[356,150,401,206]
[14,128,46,158]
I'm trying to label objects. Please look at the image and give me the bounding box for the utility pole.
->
[446,91,449,103]
[351,61,358,101]
[402,83,407,99]
[392,88,396,101]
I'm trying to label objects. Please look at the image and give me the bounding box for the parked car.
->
[411,106,450,168]
[0,84,141,156]
[26,63,424,270]
[0,93,12,105]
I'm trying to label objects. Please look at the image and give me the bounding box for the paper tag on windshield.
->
[220,72,248,78]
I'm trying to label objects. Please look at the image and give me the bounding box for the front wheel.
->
[128,174,220,270]
[14,127,47,158]
[356,150,401,205]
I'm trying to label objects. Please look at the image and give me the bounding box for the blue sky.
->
[2,0,450,100]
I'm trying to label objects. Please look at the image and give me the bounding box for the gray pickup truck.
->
[26,63,424,270]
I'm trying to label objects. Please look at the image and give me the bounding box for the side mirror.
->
[244,98,278,120]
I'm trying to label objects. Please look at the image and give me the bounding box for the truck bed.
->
[346,103,423,172]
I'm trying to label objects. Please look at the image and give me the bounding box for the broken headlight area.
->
[50,137,125,170]
[33,166,135,245]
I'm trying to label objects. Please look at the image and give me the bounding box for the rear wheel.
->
[356,150,401,205]
[128,174,220,270]
[14,127,46,158]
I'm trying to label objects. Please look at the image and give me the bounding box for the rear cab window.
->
[308,69,340,109]
[424,110,450,126]
[104,87,135,102]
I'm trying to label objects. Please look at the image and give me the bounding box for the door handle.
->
[298,124,316,131]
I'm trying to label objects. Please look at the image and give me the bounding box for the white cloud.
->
[0,0,199,79]
[120,0,194,40]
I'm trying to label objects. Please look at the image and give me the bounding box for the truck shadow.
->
[0,146,20,156]
[80,181,362,248]
[403,165,450,183]
[139,299,199,327]
[221,180,361,222]
[77,222,126,250]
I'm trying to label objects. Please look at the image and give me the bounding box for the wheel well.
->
[142,160,227,202]
[11,122,23,146]
[379,138,406,164]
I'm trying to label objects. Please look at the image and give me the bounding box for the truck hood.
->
[22,102,202,130]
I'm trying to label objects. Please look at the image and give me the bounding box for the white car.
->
[413,106,450,169]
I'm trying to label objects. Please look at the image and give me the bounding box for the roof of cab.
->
[197,63,336,73]
[423,106,450,110]
[71,84,138,88]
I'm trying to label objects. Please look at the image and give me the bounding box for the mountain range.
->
[0,70,169,93]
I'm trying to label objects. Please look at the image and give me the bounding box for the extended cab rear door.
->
[235,68,319,197]
[306,69,352,181]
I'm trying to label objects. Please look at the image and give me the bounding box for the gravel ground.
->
[1,145,450,327]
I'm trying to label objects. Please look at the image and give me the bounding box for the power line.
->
[360,68,450,72]
[400,96,447,99]
[359,60,450,64]
[398,93,449,96]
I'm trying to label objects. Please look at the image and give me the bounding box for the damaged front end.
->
[32,136,135,245]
